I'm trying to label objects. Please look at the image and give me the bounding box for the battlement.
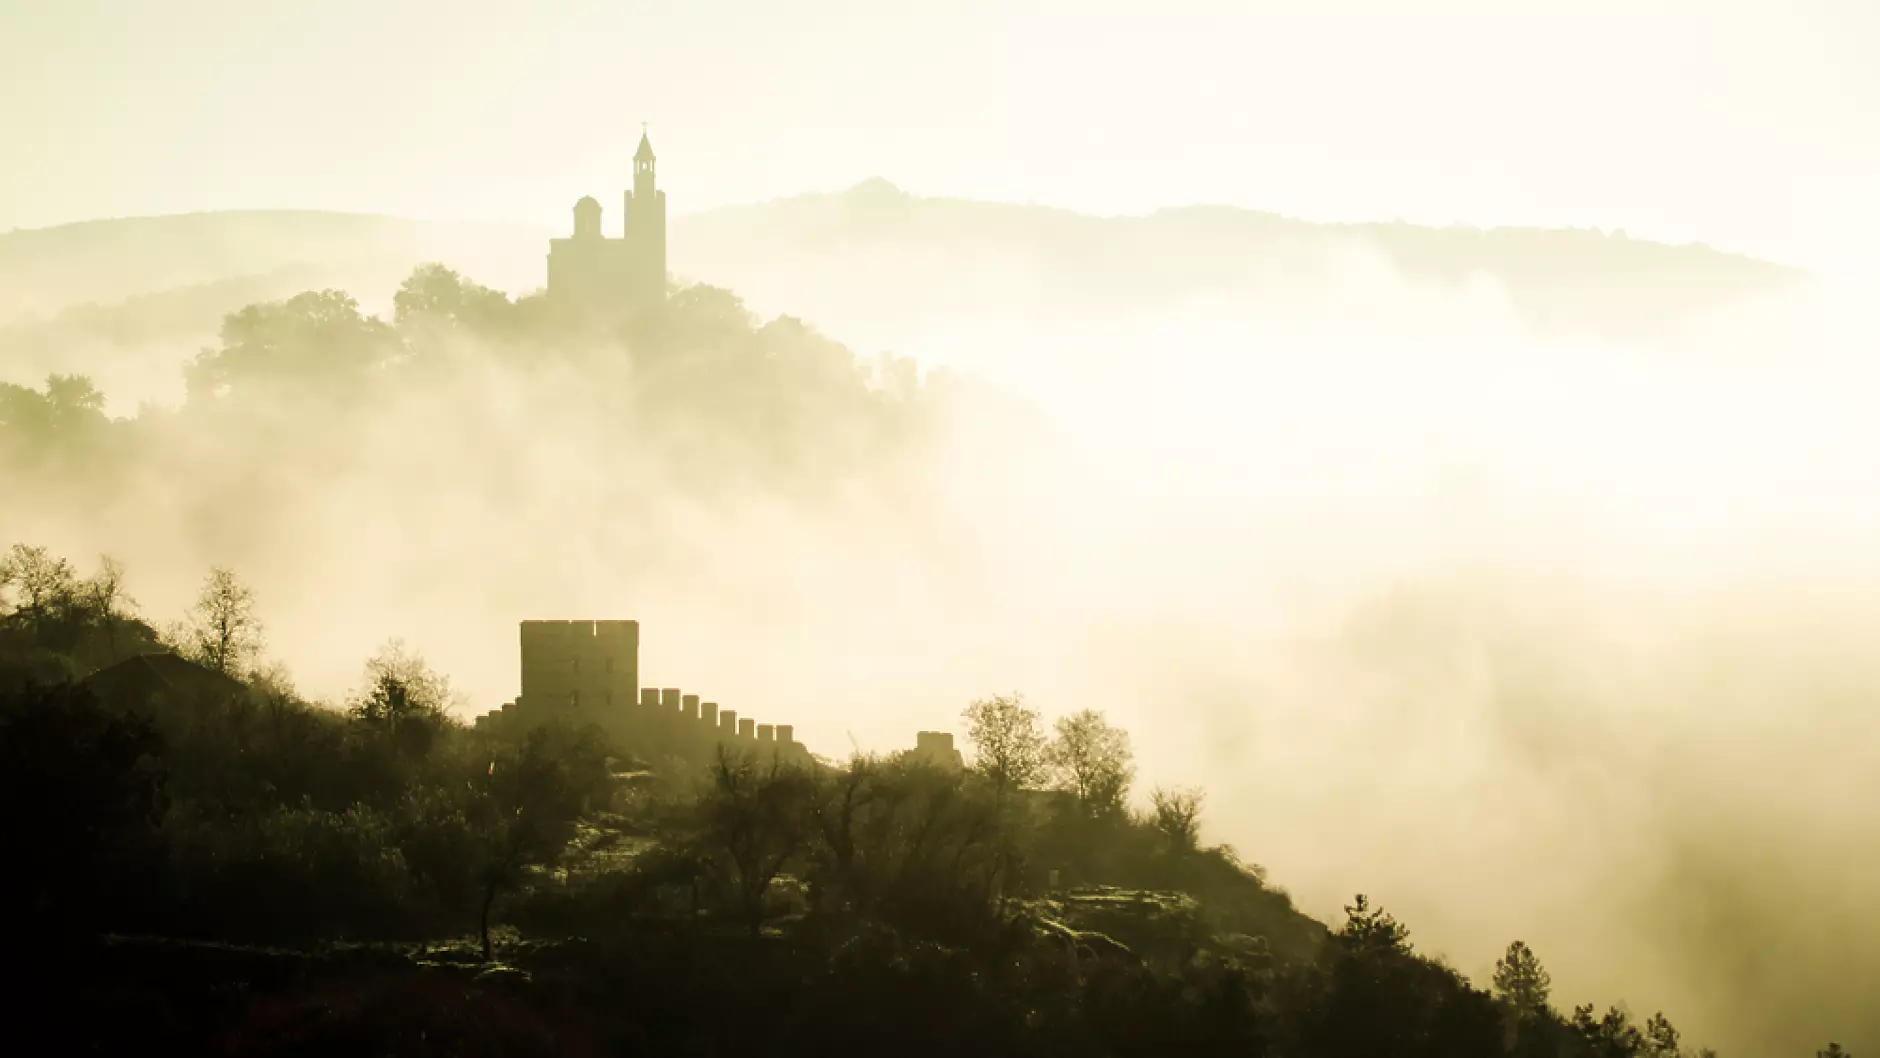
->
[476,618,811,767]
[517,619,639,714]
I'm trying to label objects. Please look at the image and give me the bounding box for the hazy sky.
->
[4,0,1876,269]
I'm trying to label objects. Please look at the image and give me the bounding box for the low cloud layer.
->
[6,237,1874,1055]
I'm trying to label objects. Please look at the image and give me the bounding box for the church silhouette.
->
[546,129,667,312]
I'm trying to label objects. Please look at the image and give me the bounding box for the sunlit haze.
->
[4,1,1877,271]
[4,3,1878,1056]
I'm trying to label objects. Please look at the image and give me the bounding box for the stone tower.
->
[625,130,667,302]
[517,620,639,717]
[545,129,668,314]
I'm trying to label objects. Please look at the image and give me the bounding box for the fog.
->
[7,0,1878,1049]
[6,221,1876,1052]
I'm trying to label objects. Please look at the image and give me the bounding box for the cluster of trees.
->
[0,544,158,684]
[1,546,607,953]
[6,544,1820,1056]
[1,264,958,499]
[0,543,270,688]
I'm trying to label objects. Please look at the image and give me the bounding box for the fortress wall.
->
[507,620,818,765]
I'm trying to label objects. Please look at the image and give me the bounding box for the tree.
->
[393,263,513,330]
[1642,1012,1680,1058]
[174,566,264,677]
[962,692,1048,799]
[0,543,78,639]
[698,745,815,935]
[805,752,1000,936]
[1572,1005,1646,1058]
[186,290,398,400]
[1149,785,1205,853]
[83,554,136,663]
[0,374,107,448]
[1818,1045,1852,1058]
[1493,940,1553,1018]
[43,373,106,419]
[1338,893,1411,957]
[472,724,602,960]
[1048,708,1135,816]
[348,638,454,761]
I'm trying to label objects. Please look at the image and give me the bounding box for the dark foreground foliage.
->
[0,547,1769,1057]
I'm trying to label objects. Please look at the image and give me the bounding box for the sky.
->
[3,0,1876,271]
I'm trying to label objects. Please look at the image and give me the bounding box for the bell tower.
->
[624,125,667,304]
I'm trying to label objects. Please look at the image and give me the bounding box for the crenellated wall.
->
[475,618,812,767]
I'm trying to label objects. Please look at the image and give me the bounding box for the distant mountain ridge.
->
[671,179,1801,340]
[1,186,1803,408]
[3,185,1798,322]
[0,210,546,322]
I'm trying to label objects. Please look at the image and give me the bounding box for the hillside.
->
[0,211,544,408]
[0,210,545,320]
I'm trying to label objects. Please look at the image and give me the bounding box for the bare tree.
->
[0,543,78,638]
[83,554,136,662]
[807,752,1000,923]
[699,745,815,935]
[174,566,264,677]
[473,726,597,960]
[1048,709,1135,817]
[1148,785,1204,852]
[962,692,1048,799]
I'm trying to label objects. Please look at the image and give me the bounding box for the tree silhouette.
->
[173,566,264,677]
[473,724,601,960]
[0,543,77,640]
[83,554,135,663]
[698,745,815,935]
[962,692,1048,799]
[1492,939,1553,1018]
[1148,785,1204,853]
[348,638,454,761]
[1048,708,1135,816]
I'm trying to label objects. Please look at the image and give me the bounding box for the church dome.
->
[572,196,603,238]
